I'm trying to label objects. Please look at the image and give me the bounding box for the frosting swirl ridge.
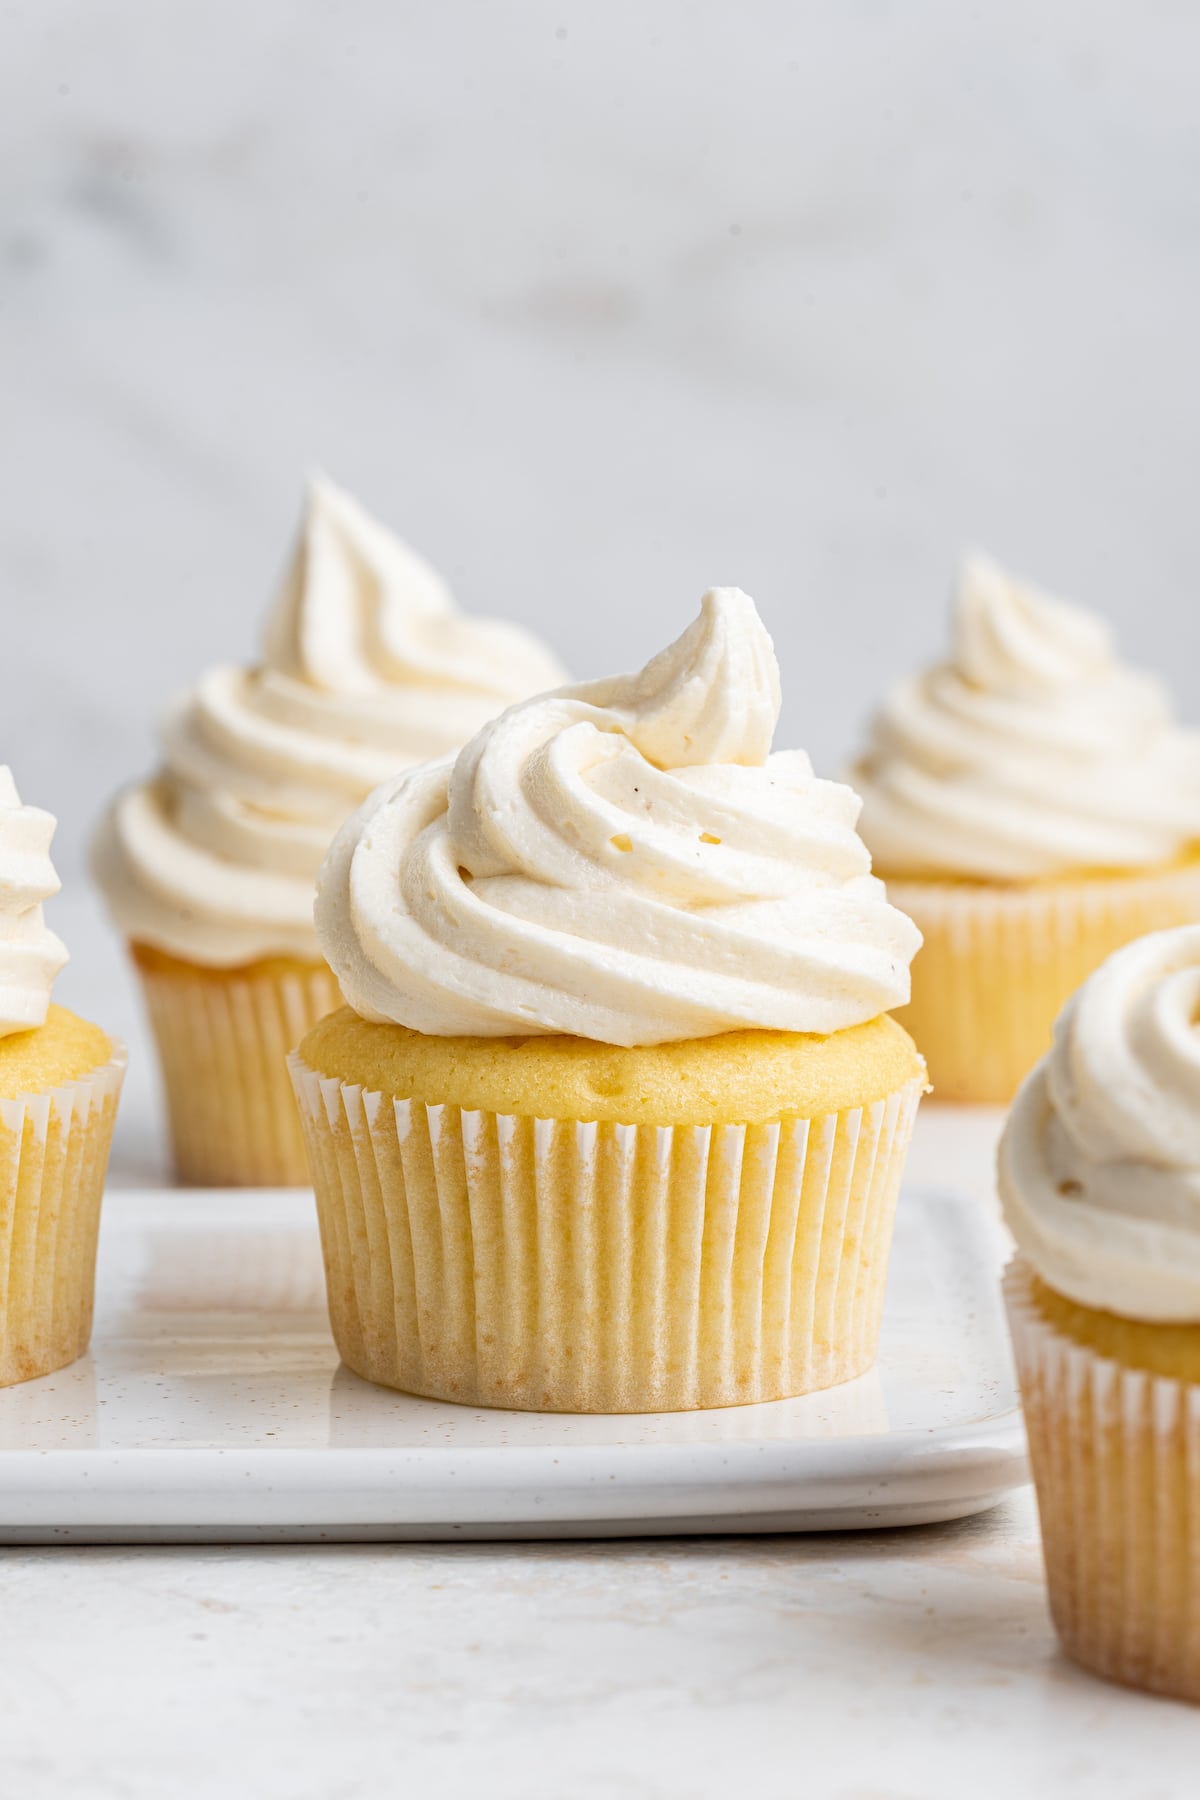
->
[0,767,68,1037]
[852,554,1200,881]
[93,475,566,965]
[999,925,1200,1320]
[317,588,922,1045]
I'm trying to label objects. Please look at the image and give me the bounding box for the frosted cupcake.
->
[1001,926,1200,1701]
[290,589,925,1413]
[93,475,564,1186]
[852,554,1200,1102]
[0,770,125,1385]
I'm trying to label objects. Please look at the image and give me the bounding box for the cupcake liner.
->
[134,955,342,1186]
[889,860,1200,1102]
[0,1045,126,1387]
[289,1051,923,1413]
[1005,1257,1200,1702]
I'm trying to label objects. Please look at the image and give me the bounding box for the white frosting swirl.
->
[999,926,1200,1321]
[93,475,566,964]
[317,588,922,1045]
[0,768,68,1038]
[853,553,1200,881]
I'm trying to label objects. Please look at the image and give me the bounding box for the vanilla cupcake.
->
[290,589,925,1413]
[0,770,125,1385]
[93,475,564,1186]
[852,555,1200,1102]
[1001,926,1200,1701]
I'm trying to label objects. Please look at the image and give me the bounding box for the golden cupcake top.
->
[92,474,567,967]
[852,553,1200,881]
[301,1006,924,1125]
[999,925,1200,1322]
[316,587,922,1046]
[0,767,68,1039]
[0,1006,113,1100]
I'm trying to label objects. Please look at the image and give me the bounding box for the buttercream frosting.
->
[852,553,1200,881]
[0,768,68,1037]
[92,475,566,965]
[999,925,1200,1321]
[317,587,922,1046]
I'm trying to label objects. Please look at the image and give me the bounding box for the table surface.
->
[9,976,1200,1797]
[8,1491,1200,1800]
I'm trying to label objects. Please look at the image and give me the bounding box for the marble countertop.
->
[6,941,1194,1796]
[7,1492,1198,1800]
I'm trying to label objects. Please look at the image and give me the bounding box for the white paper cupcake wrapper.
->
[889,860,1200,1102]
[0,1043,126,1387]
[290,1053,923,1413]
[136,958,341,1186]
[1005,1257,1200,1701]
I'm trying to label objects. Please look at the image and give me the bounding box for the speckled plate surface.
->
[0,1185,1027,1541]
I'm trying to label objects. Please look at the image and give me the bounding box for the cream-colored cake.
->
[300,1007,923,1126]
[1000,925,1200,1701]
[853,554,1200,1101]
[92,474,565,1184]
[292,588,926,1412]
[0,771,124,1387]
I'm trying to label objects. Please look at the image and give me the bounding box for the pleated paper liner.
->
[1005,1257,1200,1703]
[0,1045,126,1387]
[888,856,1200,1103]
[290,1051,923,1414]
[132,947,342,1186]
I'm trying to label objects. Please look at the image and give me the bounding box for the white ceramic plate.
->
[0,1185,1027,1541]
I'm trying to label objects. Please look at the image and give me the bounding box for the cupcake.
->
[93,475,564,1186]
[290,588,925,1413]
[0,769,125,1386]
[852,554,1200,1102]
[1000,925,1200,1701]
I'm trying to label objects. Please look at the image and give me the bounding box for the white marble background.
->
[9,0,1200,1172]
